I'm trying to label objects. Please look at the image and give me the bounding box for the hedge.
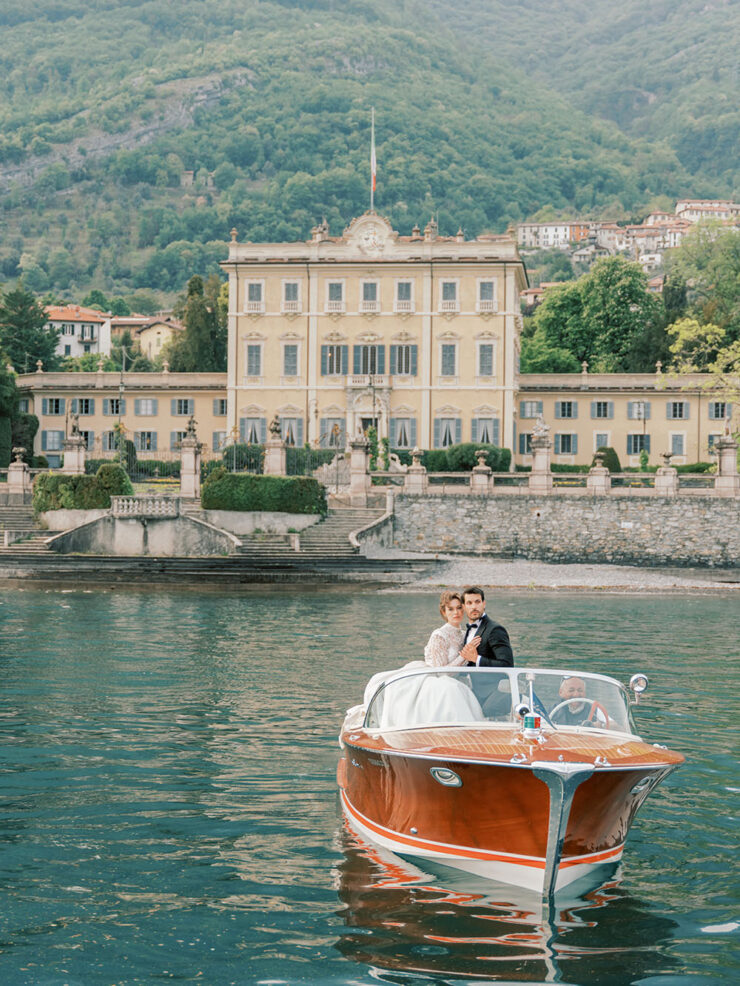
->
[201,467,327,515]
[33,463,134,514]
[0,415,11,468]
[419,443,512,473]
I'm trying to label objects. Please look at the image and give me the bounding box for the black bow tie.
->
[466,622,479,632]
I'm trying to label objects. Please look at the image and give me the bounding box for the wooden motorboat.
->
[338,666,684,898]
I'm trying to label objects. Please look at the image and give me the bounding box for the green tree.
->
[0,283,60,371]
[110,330,155,372]
[167,275,224,372]
[665,224,740,343]
[0,361,16,467]
[520,327,581,372]
[82,289,110,310]
[532,256,664,371]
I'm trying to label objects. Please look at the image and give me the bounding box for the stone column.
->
[179,416,202,500]
[263,416,287,476]
[470,448,493,494]
[586,450,612,494]
[654,452,679,496]
[528,417,553,495]
[404,447,429,494]
[7,447,32,503]
[349,430,372,506]
[715,429,740,497]
[62,415,87,475]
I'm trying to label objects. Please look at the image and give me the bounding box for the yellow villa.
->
[220,212,528,452]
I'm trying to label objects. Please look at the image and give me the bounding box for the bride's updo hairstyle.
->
[439,589,463,619]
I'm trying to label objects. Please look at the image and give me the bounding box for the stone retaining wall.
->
[393,493,740,567]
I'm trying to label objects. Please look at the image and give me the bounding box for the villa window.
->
[353,345,385,375]
[518,433,532,454]
[709,401,730,420]
[395,281,413,312]
[434,417,461,448]
[440,281,458,312]
[477,280,496,312]
[327,282,345,312]
[240,417,267,444]
[319,418,346,448]
[246,282,264,313]
[361,281,379,312]
[472,418,499,446]
[134,431,157,452]
[41,430,64,451]
[283,344,299,377]
[440,344,457,377]
[172,398,195,416]
[477,344,494,377]
[554,433,578,454]
[520,400,543,419]
[667,401,689,420]
[390,344,417,376]
[212,399,227,416]
[135,398,158,416]
[42,397,65,415]
[627,434,651,454]
[321,344,348,376]
[279,417,303,447]
[212,431,227,451]
[247,345,262,377]
[170,431,187,451]
[555,401,578,419]
[283,282,300,313]
[671,434,685,456]
[103,398,126,415]
[591,401,614,419]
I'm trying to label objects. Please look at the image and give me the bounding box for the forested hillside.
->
[0,0,735,305]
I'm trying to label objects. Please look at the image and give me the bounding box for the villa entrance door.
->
[361,416,378,434]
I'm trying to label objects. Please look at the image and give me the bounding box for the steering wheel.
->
[550,697,609,726]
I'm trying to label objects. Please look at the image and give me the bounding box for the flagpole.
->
[370,106,376,212]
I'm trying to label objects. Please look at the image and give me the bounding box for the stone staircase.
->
[0,504,35,532]
[234,507,384,559]
[0,531,62,554]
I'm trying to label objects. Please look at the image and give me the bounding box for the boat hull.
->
[338,726,683,894]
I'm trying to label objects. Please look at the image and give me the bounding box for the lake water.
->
[0,586,738,985]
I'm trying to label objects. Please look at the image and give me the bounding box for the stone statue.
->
[269,414,282,438]
[69,412,81,437]
[186,414,198,438]
[532,415,550,439]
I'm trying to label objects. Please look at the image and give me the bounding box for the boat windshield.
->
[363,668,635,734]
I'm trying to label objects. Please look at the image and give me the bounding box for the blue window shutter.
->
[554,435,561,454]
[297,419,304,445]
[70,398,78,414]
[471,419,478,442]
[42,398,48,414]
[608,401,614,419]
[555,402,562,419]
[353,346,361,374]
[590,401,597,418]
[103,398,109,415]
[410,345,418,376]
[537,401,543,416]
[259,418,267,444]
[709,402,716,420]
[728,403,733,418]
[120,399,126,414]
[212,399,219,415]
[212,432,220,451]
[170,431,178,450]
[151,433,158,452]
[666,401,672,419]
[341,345,348,374]
[390,345,397,375]
[410,419,417,446]
[134,399,141,415]
[171,399,177,415]
[519,433,526,454]
[319,419,327,447]
[572,434,578,455]
[493,418,500,446]
[59,398,65,413]
[644,401,651,420]
[519,401,525,417]
[645,435,651,453]
[390,418,397,445]
[88,398,95,414]
[239,418,246,441]
[433,420,441,448]
[627,401,634,419]
[188,399,194,415]
[41,431,47,451]
[320,346,328,376]
[683,401,690,420]
[455,419,462,445]
[151,399,158,415]
[377,346,385,374]
[572,402,578,419]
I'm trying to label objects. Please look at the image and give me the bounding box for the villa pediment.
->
[343,212,398,258]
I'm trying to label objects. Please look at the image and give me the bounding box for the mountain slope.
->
[0,0,730,303]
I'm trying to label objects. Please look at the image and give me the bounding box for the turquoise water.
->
[0,586,738,984]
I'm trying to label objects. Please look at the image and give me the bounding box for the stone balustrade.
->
[111,496,181,518]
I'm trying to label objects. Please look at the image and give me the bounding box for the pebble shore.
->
[368,548,740,591]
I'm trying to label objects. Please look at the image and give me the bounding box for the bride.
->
[363,591,486,729]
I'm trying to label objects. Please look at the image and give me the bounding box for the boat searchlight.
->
[629,673,649,702]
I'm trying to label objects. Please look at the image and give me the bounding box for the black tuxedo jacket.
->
[466,614,514,667]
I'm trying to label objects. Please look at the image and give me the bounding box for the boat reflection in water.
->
[334,823,681,984]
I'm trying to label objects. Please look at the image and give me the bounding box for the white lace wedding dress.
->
[360,622,485,730]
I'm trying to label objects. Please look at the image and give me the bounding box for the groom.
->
[460,586,514,667]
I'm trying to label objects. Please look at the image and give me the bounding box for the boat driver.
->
[551,676,607,727]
